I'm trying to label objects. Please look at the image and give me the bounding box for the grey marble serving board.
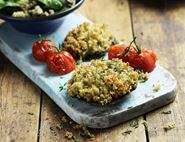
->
[0,13,177,128]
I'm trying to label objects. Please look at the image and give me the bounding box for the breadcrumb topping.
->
[63,22,117,60]
[67,58,138,105]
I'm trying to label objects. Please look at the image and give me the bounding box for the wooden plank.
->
[39,94,146,142]
[39,0,146,142]
[78,0,133,41]
[0,13,175,129]
[131,0,185,141]
[0,53,41,142]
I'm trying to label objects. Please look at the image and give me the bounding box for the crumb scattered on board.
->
[136,70,149,83]
[142,121,148,131]
[28,112,34,115]
[144,93,155,98]
[122,129,132,135]
[61,116,68,123]
[46,113,95,141]
[153,83,161,92]
[122,119,143,135]
[56,123,63,131]
[161,110,172,114]
[73,124,95,139]
[65,131,74,139]
[130,119,139,129]
[163,123,175,131]
[49,78,173,141]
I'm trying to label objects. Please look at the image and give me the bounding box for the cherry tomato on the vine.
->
[108,44,129,60]
[108,38,157,73]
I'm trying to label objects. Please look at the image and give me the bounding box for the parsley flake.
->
[130,119,139,129]
[28,112,34,115]
[122,129,132,135]
[161,110,172,114]
[142,121,148,131]
[59,83,67,92]
[163,123,175,131]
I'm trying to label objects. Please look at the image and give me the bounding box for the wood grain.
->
[39,94,146,142]
[131,0,185,141]
[39,0,146,142]
[0,53,41,142]
[78,0,133,41]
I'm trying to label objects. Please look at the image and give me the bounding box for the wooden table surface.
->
[1,0,185,142]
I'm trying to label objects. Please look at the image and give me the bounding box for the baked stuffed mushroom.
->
[63,22,117,60]
[67,58,139,105]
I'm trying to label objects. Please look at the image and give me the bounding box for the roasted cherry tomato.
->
[32,39,57,62]
[46,51,75,75]
[108,44,129,60]
[108,38,157,72]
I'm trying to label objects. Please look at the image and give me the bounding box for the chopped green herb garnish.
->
[135,69,144,74]
[101,57,105,61]
[136,69,149,83]
[78,125,94,139]
[130,119,139,129]
[74,140,81,142]
[79,131,94,138]
[163,123,175,131]
[122,129,132,135]
[100,75,104,80]
[76,60,82,65]
[59,83,67,92]
[140,79,147,83]
[28,112,34,115]
[107,61,115,68]
[59,86,64,91]
[56,123,63,131]
[59,43,63,50]
[161,110,172,114]
[128,73,134,78]
[59,85,65,92]
[142,121,148,131]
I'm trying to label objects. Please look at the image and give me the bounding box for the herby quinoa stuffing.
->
[63,22,117,60]
[67,58,139,105]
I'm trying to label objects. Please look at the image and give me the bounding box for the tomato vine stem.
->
[125,36,142,55]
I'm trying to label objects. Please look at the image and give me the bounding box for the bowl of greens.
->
[0,0,84,34]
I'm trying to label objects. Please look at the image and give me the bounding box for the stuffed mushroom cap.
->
[67,58,139,105]
[63,22,117,60]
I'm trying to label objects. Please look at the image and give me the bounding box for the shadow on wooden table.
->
[39,93,144,142]
[131,0,185,10]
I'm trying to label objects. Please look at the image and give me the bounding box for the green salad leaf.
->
[38,0,65,11]
[0,1,18,10]
[0,0,77,17]
[0,0,28,10]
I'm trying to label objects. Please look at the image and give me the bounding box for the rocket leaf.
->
[37,0,65,11]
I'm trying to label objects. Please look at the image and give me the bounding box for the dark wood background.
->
[1,0,185,141]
